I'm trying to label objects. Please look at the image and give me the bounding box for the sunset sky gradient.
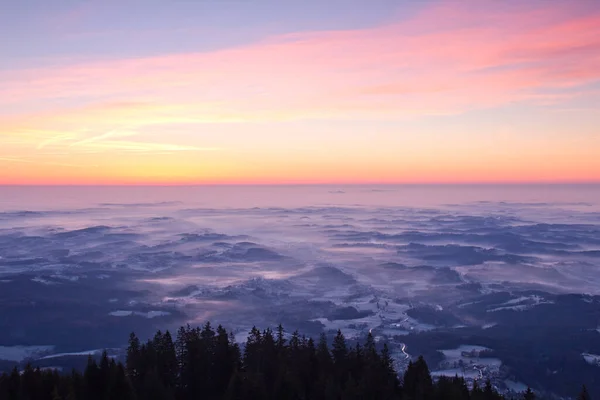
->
[1,0,599,184]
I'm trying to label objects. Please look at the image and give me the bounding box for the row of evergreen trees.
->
[0,322,591,399]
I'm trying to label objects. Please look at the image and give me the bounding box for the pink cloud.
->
[2,1,600,121]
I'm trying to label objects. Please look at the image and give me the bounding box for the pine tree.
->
[224,370,244,400]
[482,379,502,400]
[471,380,484,400]
[126,332,141,393]
[160,330,178,393]
[51,386,62,400]
[523,387,535,400]
[3,321,595,400]
[110,363,135,400]
[8,367,20,400]
[402,355,433,400]
[276,323,286,350]
[244,326,263,374]
[332,330,348,366]
[365,331,376,359]
[577,385,590,400]
[84,356,102,400]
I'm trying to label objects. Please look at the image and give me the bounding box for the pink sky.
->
[1,0,599,184]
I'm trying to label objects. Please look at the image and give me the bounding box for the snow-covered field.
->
[0,346,54,362]
[582,353,600,366]
[486,295,554,313]
[503,380,529,393]
[1,185,599,391]
[39,349,121,360]
[109,310,171,318]
[435,345,502,379]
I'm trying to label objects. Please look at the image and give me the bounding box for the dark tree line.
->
[0,323,591,399]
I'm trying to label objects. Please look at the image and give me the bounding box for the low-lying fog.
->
[0,185,599,354]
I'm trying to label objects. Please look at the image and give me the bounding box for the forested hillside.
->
[0,323,590,399]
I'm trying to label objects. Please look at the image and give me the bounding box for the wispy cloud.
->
[1,1,599,184]
[1,101,224,155]
[2,2,599,121]
[69,127,139,147]
[0,156,96,168]
[71,140,219,153]
[37,131,83,149]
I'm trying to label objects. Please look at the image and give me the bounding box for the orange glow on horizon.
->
[1,1,600,185]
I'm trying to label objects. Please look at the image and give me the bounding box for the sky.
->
[1,0,599,185]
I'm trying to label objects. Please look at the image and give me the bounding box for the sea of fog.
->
[0,184,599,357]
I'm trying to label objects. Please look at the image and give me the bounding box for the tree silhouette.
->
[578,385,591,400]
[523,386,535,400]
[0,322,591,400]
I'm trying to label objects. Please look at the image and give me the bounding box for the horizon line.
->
[1,181,600,187]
